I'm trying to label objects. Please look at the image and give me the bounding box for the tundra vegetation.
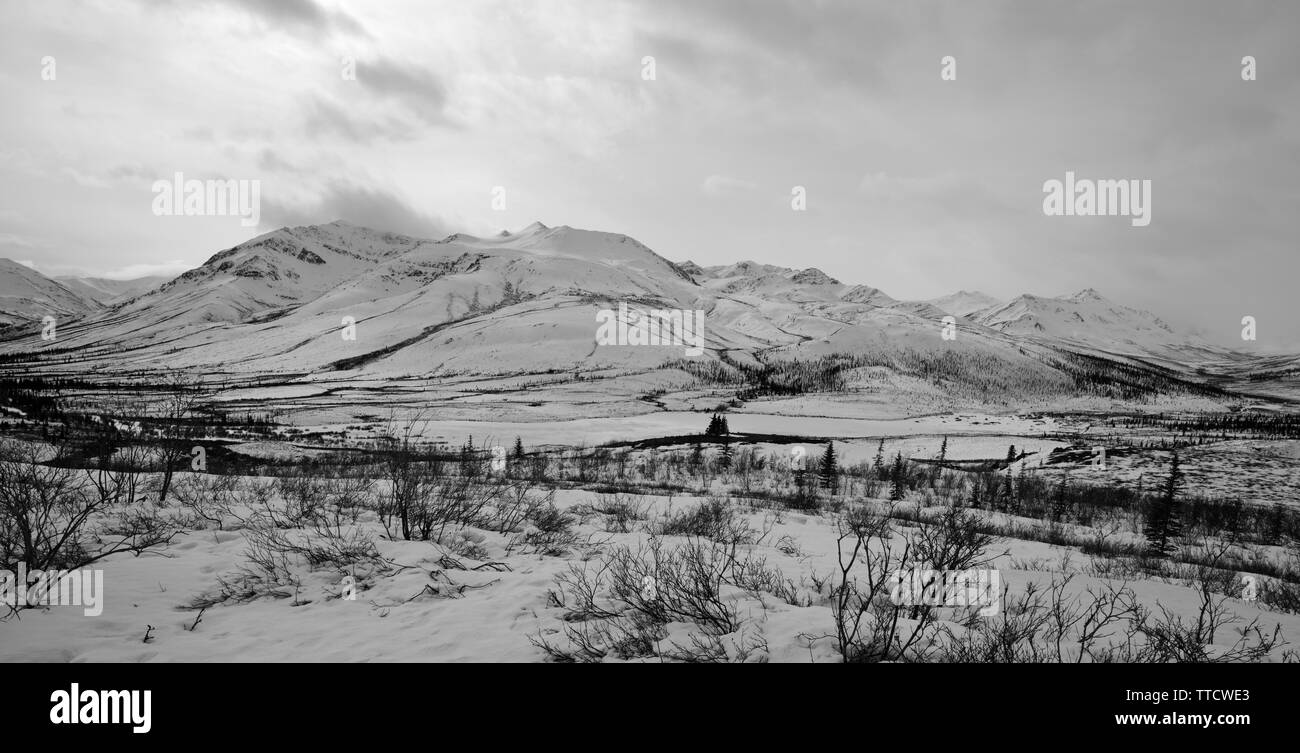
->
[0,361,1296,662]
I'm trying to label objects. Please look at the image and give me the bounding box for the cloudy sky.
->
[1,0,1297,349]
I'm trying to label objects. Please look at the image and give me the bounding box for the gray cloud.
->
[164,0,368,37]
[354,57,450,125]
[258,183,449,240]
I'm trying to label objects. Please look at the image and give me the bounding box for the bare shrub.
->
[939,576,1142,663]
[509,503,578,556]
[829,503,995,663]
[654,496,755,546]
[531,536,758,662]
[486,480,552,534]
[173,473,240,529]
[1132,539,1287,662]
[0,440,183,572]
[587,492,650,533]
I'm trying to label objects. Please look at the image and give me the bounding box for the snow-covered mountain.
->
[0,258,99,328]
[55,275,171,306]
[972,288,1221,361]
[0,222,1279,415]
[927,290,1002,318]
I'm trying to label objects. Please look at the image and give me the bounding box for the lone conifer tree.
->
[873,439,886,479]
[1050,473,1070,521]
[889,453,906,501]
[819,441,838,494]
[1000,468,1015,513]
[719,438,733,470]
[1006,444,1017,463]
[932,436,948,488]
[512,435,525,460]
[1143,451,1185,557]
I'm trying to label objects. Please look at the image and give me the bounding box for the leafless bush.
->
[940,565,1285,663]
[654,496,756,546]
[172,474,240,529]
[775,534,803,558]
[1131,539,1286,662]
[509,502,578,556]
[727,551,815,607]
[586,492,650,533]
[1258,578,1300,614]
[188,474,385,606]
[0,440,184,572]
[829,502,995,663]
[486,480,552,534]
[939,576,1142,662]
[531,536,759,662]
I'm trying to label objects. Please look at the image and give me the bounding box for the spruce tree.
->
[1006,444,1017,463]
[1051,473,1070,522]
[512,435,525,460]
[932,436,948,489]
[1143,451,1185,557]
[889,453,906,501]
[873,439,886,479]
[819,441,839,494]
[719,439,733,470]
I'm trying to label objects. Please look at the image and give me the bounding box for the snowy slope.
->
[0,258,99,328]
[0,224,1279,414]
[973,288,1225,361]
[55,275,171,305]
[927,290,1002,318]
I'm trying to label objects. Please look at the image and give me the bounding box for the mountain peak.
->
[926,289,1002,317]
[519,221,549,234]
[0,258,36,272]
[1067,288,1107,303]
[791,267,840,285]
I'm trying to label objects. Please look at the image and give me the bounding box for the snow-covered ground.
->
[3,476,1296,663]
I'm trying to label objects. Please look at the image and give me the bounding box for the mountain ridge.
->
[0,223,1283,412]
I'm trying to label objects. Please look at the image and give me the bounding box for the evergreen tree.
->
[819,441,839,494]
[969,478,983,509]
[1267,503,1286,545]
[1006,444,1017,463]
[719,439,733,470]
[462,435,480,478]
[1000,468,1015,513]
[889,453,906,501]
[932,436,948,488]
[720,414,730,435]
[512,435,525,460]
[689,441,703,473]
[1144,451,1185,557]
[1051,473,1070,522]
[873,439,886,479]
